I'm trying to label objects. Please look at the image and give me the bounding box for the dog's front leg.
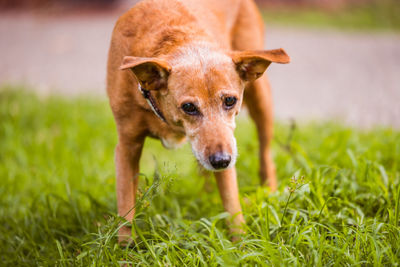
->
[115,138,144,245]
[214,167,245,238]
[244,76,277,191]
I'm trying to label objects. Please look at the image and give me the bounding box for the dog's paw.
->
[118,225,135,247]
[259,168,277,192]
[229,226,245,243]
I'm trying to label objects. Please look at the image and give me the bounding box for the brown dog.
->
[107,0,289,243]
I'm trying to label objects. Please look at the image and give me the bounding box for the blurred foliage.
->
[261,0,400,31]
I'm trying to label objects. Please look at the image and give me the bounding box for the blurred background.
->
[0,0,399,128]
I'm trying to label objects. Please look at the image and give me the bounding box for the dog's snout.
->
[209,152,231,169]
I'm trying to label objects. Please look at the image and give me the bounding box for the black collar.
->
[138,83,167,123]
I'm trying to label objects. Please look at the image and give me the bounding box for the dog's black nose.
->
[209,153,231,169]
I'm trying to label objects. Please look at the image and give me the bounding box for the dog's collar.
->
[138,83,167,123]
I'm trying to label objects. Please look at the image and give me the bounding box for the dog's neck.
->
[137,83,167,123]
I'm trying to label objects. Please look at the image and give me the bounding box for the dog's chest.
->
[160,132,187,149]
[147,116,187,149]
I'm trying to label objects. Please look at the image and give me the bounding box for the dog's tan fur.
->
[107,0,289,243]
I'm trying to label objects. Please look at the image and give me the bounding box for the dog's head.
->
[120,44,289,171]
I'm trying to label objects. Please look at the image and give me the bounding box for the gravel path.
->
[1,12,399,128]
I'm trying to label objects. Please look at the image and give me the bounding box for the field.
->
[1,87,399,266]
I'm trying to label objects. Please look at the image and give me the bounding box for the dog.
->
[107,0,290,243]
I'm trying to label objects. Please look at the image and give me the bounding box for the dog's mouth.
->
[190,144,237,172]
[187,126,238,171]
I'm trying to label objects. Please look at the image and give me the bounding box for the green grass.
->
[1,87,399,266]
[261,0,400,31]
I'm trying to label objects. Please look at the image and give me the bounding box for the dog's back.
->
[110,0,262,54]
[107,0,264,97]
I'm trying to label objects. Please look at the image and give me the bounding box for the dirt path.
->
[1,12,399,128]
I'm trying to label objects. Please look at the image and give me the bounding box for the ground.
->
[0,89,399,265]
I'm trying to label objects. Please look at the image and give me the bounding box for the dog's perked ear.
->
[230,48,290,82]
[120,56,172,91]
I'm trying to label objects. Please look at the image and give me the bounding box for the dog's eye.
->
[224,96,237,109]
[181,102,200,115]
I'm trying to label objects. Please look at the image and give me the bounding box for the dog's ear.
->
[120,56,172,90]
[230,48,290,82]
